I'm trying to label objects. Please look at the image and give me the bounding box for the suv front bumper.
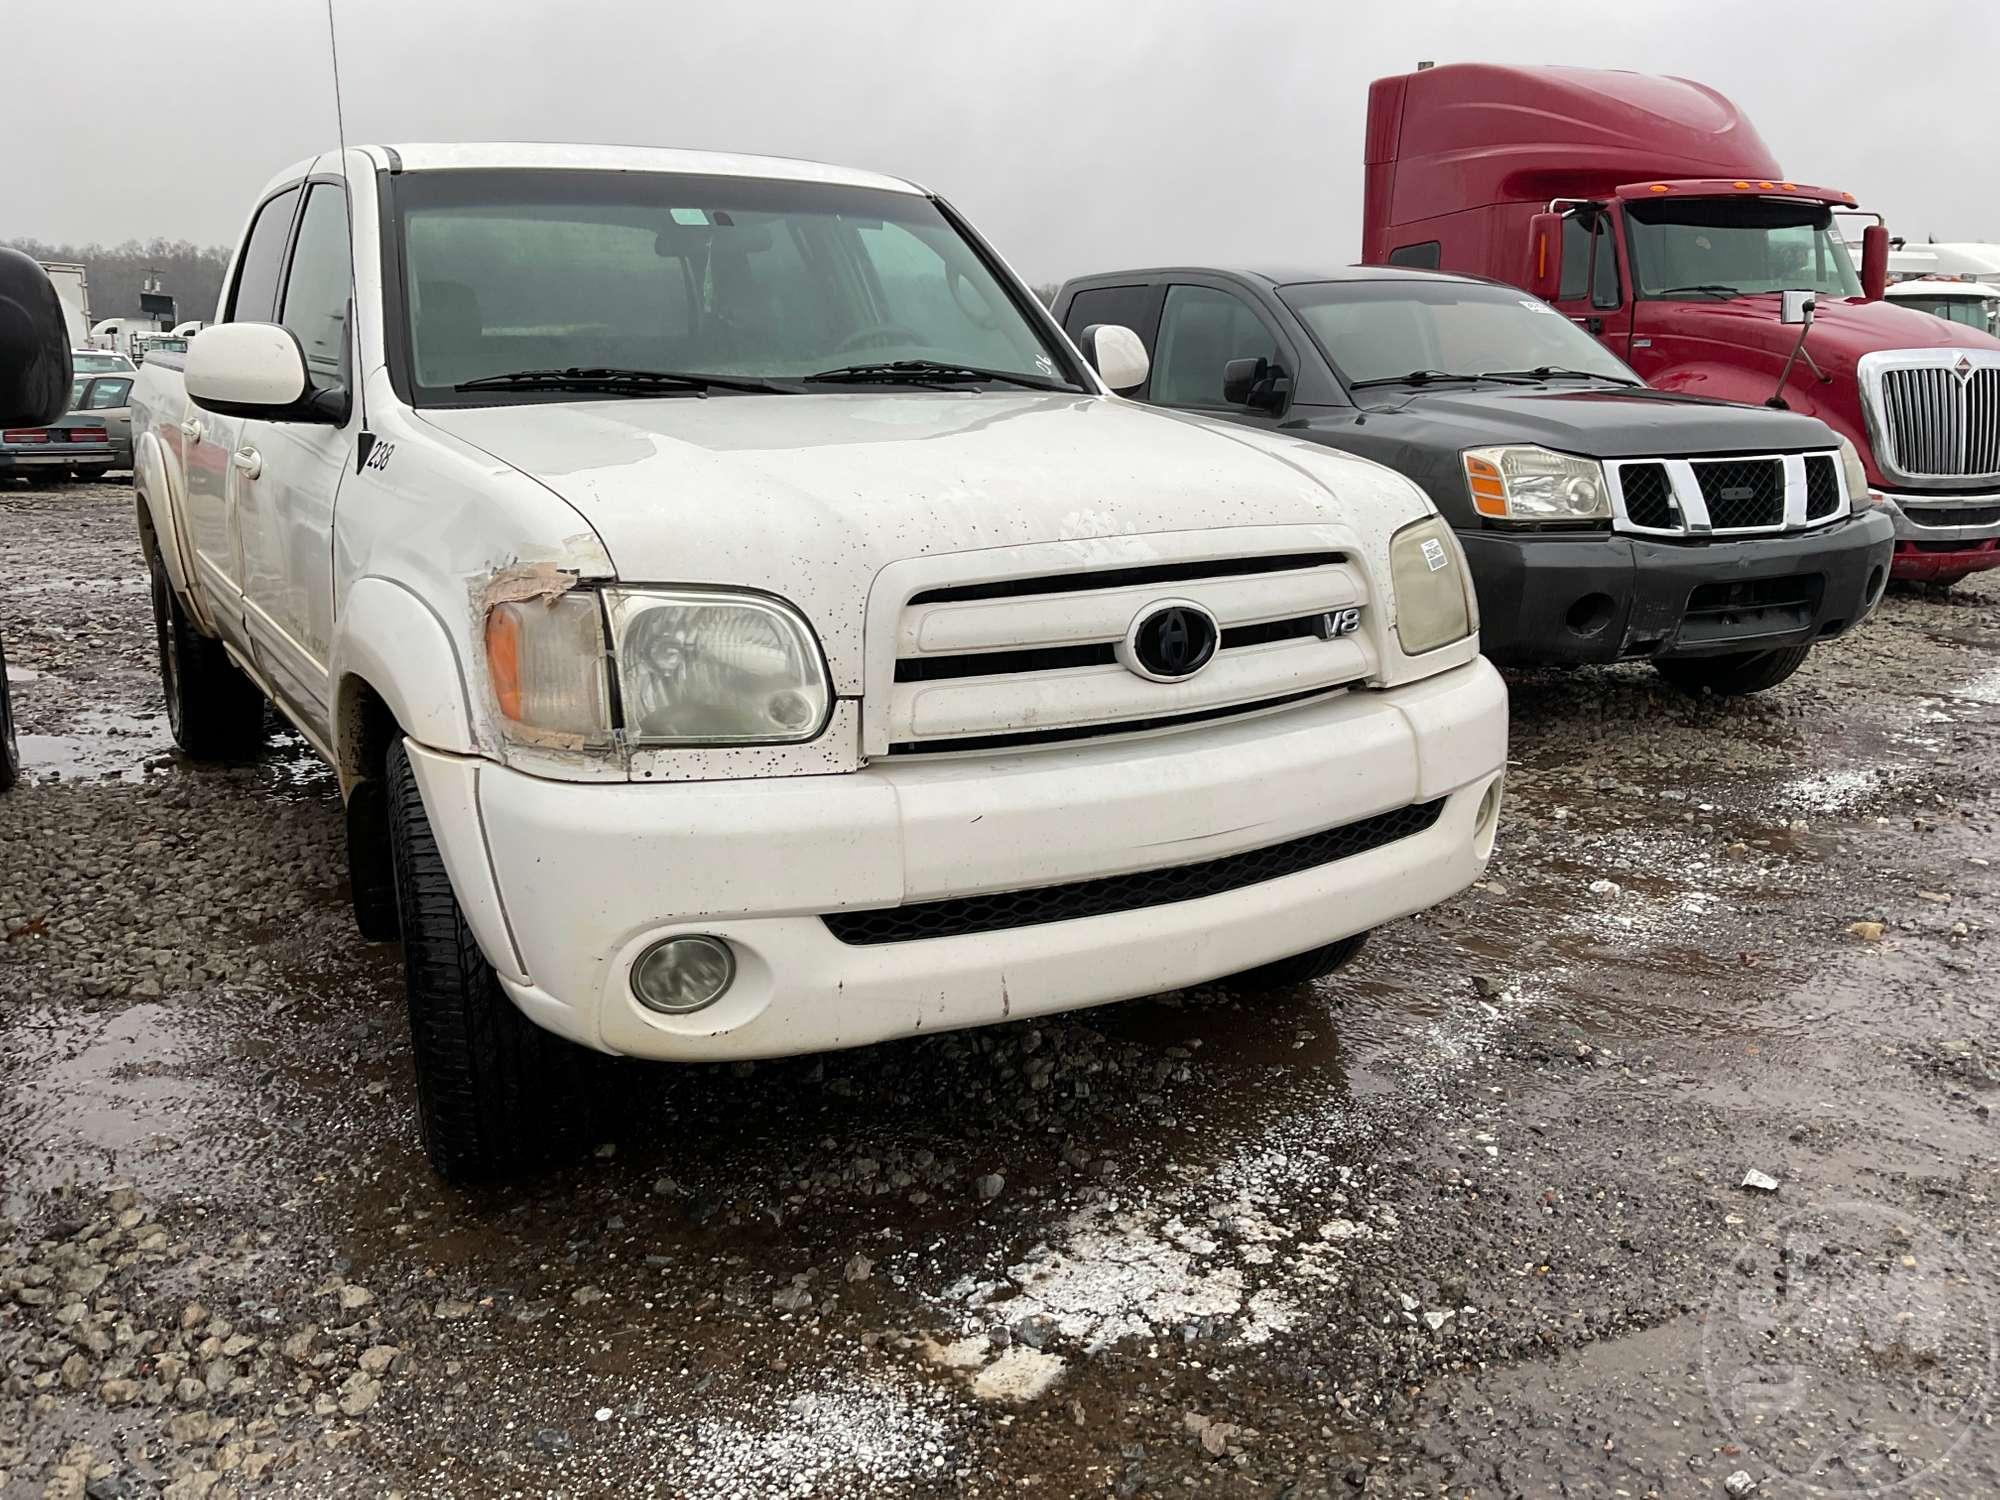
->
[403,659,1508,1063]
[1459,510,1895,664]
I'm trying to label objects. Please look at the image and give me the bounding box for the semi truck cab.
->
[1362,63,2000,586]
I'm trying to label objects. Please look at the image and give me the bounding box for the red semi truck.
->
[1362,63,2000,585]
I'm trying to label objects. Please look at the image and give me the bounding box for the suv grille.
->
[822,798,1445,944]
[1803,455,1841,520]
[1877,365,2000,480]
[1620,463,1679,529]
[1692,459,1785,529]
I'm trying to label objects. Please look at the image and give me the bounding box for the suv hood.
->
[1348,384,1837,458]
[422,391,1431,687]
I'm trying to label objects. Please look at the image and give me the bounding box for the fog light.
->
[631,935,736,1014]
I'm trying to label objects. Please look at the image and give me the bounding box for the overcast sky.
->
[2,0,1990,282]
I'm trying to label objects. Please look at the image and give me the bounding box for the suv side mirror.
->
[1080,323,1149,393]
[1780,289,1817,327]
[1860,224,1889,302]
[186,322,343,422]
[1222,356,1290,413]
[1525,212,1563,303]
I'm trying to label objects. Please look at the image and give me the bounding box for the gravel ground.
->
[2,477,1997,1498]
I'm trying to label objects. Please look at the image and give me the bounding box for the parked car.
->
[131,144,1509,1180]
[62,371,136,469]
[1885,278,2000,336]
[1,405,115,480]
[72,348,135,376]
[1362,63,2000,587]
[1056,266,1894,693]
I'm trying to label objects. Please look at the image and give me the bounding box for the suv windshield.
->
[1626,197,1863,299]
[1278,279,1639,388]
[391,169,1076,401]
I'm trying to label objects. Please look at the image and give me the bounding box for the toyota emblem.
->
[1119,599,1220,682]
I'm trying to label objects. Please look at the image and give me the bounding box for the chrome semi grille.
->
[1862,350,2000,485]
[872,545,1375,755]
[1607,451,1847,537]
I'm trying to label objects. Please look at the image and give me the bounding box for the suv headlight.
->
[1463,445,1610,524]
[606,588,831,746]
[1836,435,1876,508]
[1388,516,1475,656]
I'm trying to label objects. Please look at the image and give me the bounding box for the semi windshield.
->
[1626,197,1863,299]
[1279,279,1639,387]
[391,169,1074,400]
[1891,294,1996,332]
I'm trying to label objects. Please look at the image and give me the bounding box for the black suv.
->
[1054,266,1895,694]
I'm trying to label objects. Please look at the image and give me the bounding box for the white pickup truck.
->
[129,144,1508,1180]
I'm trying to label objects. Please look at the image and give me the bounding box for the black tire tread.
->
[1654,642,1812,697]
[386,740,588,1181]
[1222,931,1369,995]
[0,634,18,794]
[150,555,266,760]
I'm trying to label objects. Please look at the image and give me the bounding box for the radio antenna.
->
[325,0,374,469]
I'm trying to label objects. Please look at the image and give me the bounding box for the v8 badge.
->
[1316,607,1362,640]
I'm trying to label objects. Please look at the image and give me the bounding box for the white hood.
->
[421,391,1431,685]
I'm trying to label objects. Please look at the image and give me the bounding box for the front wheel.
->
[1220,931,1369,995]
[1654,643,1812,697]
[387,740,590,1182]
[149,554,266,759]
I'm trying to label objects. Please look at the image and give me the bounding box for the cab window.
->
[1151,285,1282,411]
[227,186,302,323]
[1559,212,1621,309]
[280,182,354,387]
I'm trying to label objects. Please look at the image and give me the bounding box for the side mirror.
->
[1525,212,1564,303]
[185,322,334,421]
[0,247,73,427]
[1860,224,1889,302]
[1780,289,1817,327]
[1081,323,1149,393]
[1222,356,1290,413]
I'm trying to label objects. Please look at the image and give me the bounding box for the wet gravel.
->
[3,478,1997,1497]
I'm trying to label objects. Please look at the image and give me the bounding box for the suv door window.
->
[227,186,302,323]
[1151,284,1282,411]
[279,182,352,387]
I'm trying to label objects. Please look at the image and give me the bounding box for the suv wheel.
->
[149,554,266,758]
[386,740,590,1181]
[1221,931,1369,995]
[1654,643,1812,697]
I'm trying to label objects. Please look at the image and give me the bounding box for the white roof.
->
[263,143,925,197]
[1887,277,2000,298]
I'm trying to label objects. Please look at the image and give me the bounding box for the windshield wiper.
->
[1348,369,1539,389]
[803,359,1070,392]
[453,366,789,395]
[1653,284,1741,300]
[1477,366,1642,387]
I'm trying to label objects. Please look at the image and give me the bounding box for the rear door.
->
[234,173,354,741]
[183,183,301,648]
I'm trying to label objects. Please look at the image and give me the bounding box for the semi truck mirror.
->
[1525,213,1563,302]
[1860,224,1890,302]
[0,247,73,428]
[1780,289,1817,327]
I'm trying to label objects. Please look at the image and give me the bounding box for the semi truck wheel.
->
[1222,932,1368,994]
[149,555,266,759]
[1654,643,1812,697]
[386,740,590,1182]
[0,634,18,793]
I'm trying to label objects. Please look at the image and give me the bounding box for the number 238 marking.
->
[362,440,396,473]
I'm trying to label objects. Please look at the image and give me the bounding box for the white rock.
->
[970,1346,1067,1403]
[1741,1169,1780,1193]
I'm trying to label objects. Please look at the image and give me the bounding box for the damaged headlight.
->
[1462,445,1610,524]
[1388,516,1475,656]
[606,588,832,746]
[485,591,616,748]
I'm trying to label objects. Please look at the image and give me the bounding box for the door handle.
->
[179,418,204,443]
[231,446,263,480]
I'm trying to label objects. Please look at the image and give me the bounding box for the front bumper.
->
[403,659,1509,1063]
[1877,490,2000,583]
[1459,510,1895,665]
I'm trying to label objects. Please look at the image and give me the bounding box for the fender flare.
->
[133,428,209,628]
[331,577,479,783]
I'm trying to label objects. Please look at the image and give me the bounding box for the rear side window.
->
[1061,284,1158,347]
[281,182,353,385]
[85,378,132,409]
[227,186,302,323]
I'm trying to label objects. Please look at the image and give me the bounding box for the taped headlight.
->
[485,592,614,747]
[1836,435,1875,508]
[1388,516,1474,656]
[1463,445,1610,524]
[607,588,831,746]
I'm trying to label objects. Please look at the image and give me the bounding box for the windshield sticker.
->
[1518,298,1565,315]
[1421,537,1449,572]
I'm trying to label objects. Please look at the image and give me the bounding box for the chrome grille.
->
[1608,451,1845,536]
[1692,459,1785,529]
[1874,363,2000,481]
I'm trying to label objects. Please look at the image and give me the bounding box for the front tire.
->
[1221,931,1369,995]
[386,740,589,1182]
[149,554,265,759]
[1654,643,1812,697]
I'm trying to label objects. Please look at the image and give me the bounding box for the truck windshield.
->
[1278,279,1639,388]
[1625,198,1862,300]
[390,169,1076,401]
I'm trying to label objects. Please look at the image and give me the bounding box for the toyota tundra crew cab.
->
[129,145,1508,1180]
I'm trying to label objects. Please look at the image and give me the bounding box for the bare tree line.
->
[2,236,232,327]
